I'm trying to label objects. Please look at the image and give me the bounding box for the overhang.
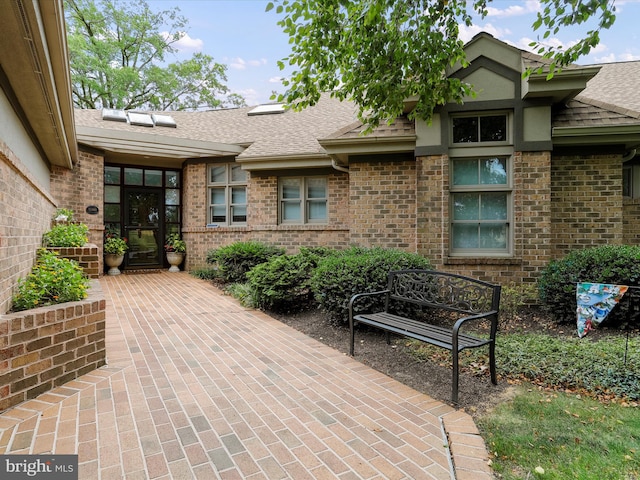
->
[523,66,601,104]
[319,135,417,164]
[0,0,77,169]
[76,126,245,159]
[235,154,334,171]
[552,124,640,151]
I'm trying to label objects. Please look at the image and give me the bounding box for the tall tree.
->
[267,0,616,132]
[66,0,245,110]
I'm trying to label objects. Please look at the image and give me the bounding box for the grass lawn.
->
[478,387,639,479]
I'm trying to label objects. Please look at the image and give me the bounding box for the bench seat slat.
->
[354,312,490,350]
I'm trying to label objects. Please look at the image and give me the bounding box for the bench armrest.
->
[452,310,499,342]
[348,290,390,323]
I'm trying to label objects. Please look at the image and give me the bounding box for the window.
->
[450,157,511,254]
[208,164,247,225]
[452,114,507,144]
[279,177,328,224]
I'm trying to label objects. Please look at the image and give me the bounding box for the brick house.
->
[3,1,640,314]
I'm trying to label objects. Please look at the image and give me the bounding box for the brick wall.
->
[416,152,553,286]
[47,245,101,279]
[50,149,105,269]
[0,280,106,413]
[348,159,417,250]
[551,153,623,258]
[0,143,57,314]
[183,164,351,270]
[623,199,640,244]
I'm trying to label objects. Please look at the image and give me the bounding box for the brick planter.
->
[0,280,106,413]
[47,244,100,279]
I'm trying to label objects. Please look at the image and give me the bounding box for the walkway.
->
[0,272,491,479]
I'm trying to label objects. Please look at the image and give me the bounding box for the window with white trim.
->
[207,164,247,225]
[450,157,511,254]
[279,177,328,224]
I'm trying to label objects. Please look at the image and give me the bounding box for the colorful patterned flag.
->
[576,283,628,338]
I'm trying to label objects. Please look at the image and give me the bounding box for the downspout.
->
[331,157,349,173]
[622,149,637,162]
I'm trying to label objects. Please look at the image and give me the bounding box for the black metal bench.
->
[348,269,501,404]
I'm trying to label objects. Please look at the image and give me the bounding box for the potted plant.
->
[104,235,128,275]
[164,233,186,272]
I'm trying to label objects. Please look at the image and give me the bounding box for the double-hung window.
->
[451,157,510,254]
[450,112,511,255]
[208,164,247,225]
[279,177,328,224]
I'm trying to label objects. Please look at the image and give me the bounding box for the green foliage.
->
[104,236,128,255]
[164,233,186,253]
[538,245,640,323]
[42,223,89,247]
[190,267,219,281]
[206,241,285,283]
[12,249,90,312]
[65,0,245,110]
[478,388,640,480]
[53,208,75,223]
[267,0,616,132]
[310,247,431,323]
[499,282,538,325]
[246,247,333,312]
[225,282,258,309]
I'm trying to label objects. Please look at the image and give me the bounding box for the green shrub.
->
[538,245,640,324]
[247,247,334,312]
[43,222,89,247]
[190,267,220,280]
[310,247,431,323]
[226,282,258,308]
[206,241,285,283]
[12,249,90,312]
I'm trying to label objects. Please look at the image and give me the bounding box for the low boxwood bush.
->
[247,247,336,312]
[310,247,431,323]
[12,249,90,312]
[538,245,640,324]
[206,241,285,283]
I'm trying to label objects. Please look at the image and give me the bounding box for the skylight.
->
[247,104,285,116]
[102,109,127,122]
[152,114,177,128]
[127,112,154,127]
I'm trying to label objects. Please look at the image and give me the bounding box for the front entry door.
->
[124,189,163,268]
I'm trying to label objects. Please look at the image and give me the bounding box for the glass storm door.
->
[124,190,163,267]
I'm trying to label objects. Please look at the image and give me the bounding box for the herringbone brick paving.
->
[0,272,492,479]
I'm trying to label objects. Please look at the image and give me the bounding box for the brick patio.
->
[0,272,492,479]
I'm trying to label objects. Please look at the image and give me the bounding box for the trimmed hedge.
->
[538,245,640,324]
[310,247,431,323]
[247,247,334,312]
[206,241,285,283]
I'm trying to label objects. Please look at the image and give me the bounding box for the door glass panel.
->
[166,171,180,188]
[105,166,121,184]
[104,185,120,203]
[166,189,180,205]
[145,170,163,187]
[104,204,121,222]
[124,168,143,185]
[165,206,179,223]
[126,191,161,267]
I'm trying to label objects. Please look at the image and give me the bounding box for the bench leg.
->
[452,350,459,405]
[349,325,355,356]
[489,340,497,385]
[385,331,391,345]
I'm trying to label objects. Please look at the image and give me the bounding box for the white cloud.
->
[160,31,203,52]
[485,1,540,18]
[229,57,268,70]
[458,23,510,43]
[595,51,640,63]
[268,76,285,84]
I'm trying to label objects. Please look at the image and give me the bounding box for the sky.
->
[148,0,640,107]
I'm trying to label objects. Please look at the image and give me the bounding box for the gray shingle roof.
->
[74,94,358,159]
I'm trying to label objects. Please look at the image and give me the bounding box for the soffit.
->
[0,0,77,169]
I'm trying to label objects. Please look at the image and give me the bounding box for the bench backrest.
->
[387,270,501,315]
